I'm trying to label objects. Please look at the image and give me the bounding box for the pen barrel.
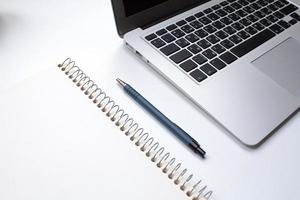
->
[124,85,194,145]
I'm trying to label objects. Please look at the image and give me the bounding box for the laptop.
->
[111,0,300,146]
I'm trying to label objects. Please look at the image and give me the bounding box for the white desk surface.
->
[1,0,299,199]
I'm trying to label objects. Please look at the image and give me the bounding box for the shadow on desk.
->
[0,13,21,43]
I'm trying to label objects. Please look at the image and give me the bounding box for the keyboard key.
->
[260,18,272,26]
[190,69,207,82]
[170,49,192,64]
[202,49,217,59]
[221,39,235,49]
[176,20,187,26]
[245,26,258,35]
[243,6,255,13]
[254,10,266,18]
[206,35,220,44]
[156,29,167,36]
[252,22,265,31]
[161,43,180,56]
[195,11,205,18]
[199,17,212,25]
[181,24,195,33]
[186,33,200,43]
[229,34,243,44]
[186,16,196,22]
[151,38,166,48]
[253,2,264,8]
[256,2,266,9]
[216,9,228,17]
[203,24,217,33]
[212,44,226,54]
[289,18,298,25]
[291,12,300,21]
[273,11,285,19]
[269,23,284,33]
[280,4,298,15]
[166,24,177,31]
[231,2,243,9]
[278,20,291,28]
[145,33,157,41]
[274,0,285,8]
[223,26,237,34]
[257,0,268,6]
[237,30,251,39]
[231,22,244,30]
[250,2,262,10]
[237,0,249,6]
[212,4,222,10]
[224,6,236,13]
[176,38,190,48]
[193,54,208,65]
[197,39,212,49]
[171,29,185,38]
[261,7,272,15]
[212,20,226,29]
[231,29,275,57]
[220,1,229,6]
[210,58,227,69]
[207,13,220,21]
[247,14,259,22]
[220,17,233,25]
[162,33,176,43]
[190,20,203,29]
[188,44,202,54]
[180,60,198,72]
[215,30,229,39]
[195,29,209,38]
[239,18,252,26]
[228,13,241,21]
[236,9,248,17]
[266,15,278,23]
[220,51,238,64]
[204,8,214,14]
[200,63,218,76]
[268,0,280,6]
[268,4,279,11]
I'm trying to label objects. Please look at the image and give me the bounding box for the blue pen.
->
[116,78,206,158]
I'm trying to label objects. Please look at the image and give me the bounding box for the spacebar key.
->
[231,29,276,58]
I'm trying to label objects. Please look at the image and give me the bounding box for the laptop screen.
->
[112,0,210,37]
[123,0,168,17]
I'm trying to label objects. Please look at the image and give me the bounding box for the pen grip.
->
[124,85,193,145]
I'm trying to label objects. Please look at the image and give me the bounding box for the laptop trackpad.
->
[252,37,300,97]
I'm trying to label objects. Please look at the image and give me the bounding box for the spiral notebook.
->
[0,58,212,200]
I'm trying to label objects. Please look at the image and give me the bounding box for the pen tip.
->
[116,78,126,87]
[196,147,206,159]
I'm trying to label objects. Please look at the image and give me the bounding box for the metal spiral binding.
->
[58,58,213,200]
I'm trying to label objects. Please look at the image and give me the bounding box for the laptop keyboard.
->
[144,0,300,83]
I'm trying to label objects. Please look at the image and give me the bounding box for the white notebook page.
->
[0,67,194,200]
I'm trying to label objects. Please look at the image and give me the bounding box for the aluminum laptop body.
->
[111,0,300,146]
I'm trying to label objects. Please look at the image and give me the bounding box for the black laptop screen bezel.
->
[111,0,210,37]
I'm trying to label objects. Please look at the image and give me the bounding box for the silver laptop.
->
[111,0,300,146]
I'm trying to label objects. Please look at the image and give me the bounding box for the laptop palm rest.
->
[252,37,300,97]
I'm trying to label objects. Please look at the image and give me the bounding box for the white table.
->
[1,0,299,199]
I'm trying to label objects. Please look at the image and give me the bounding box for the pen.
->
[116,78,206,158]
